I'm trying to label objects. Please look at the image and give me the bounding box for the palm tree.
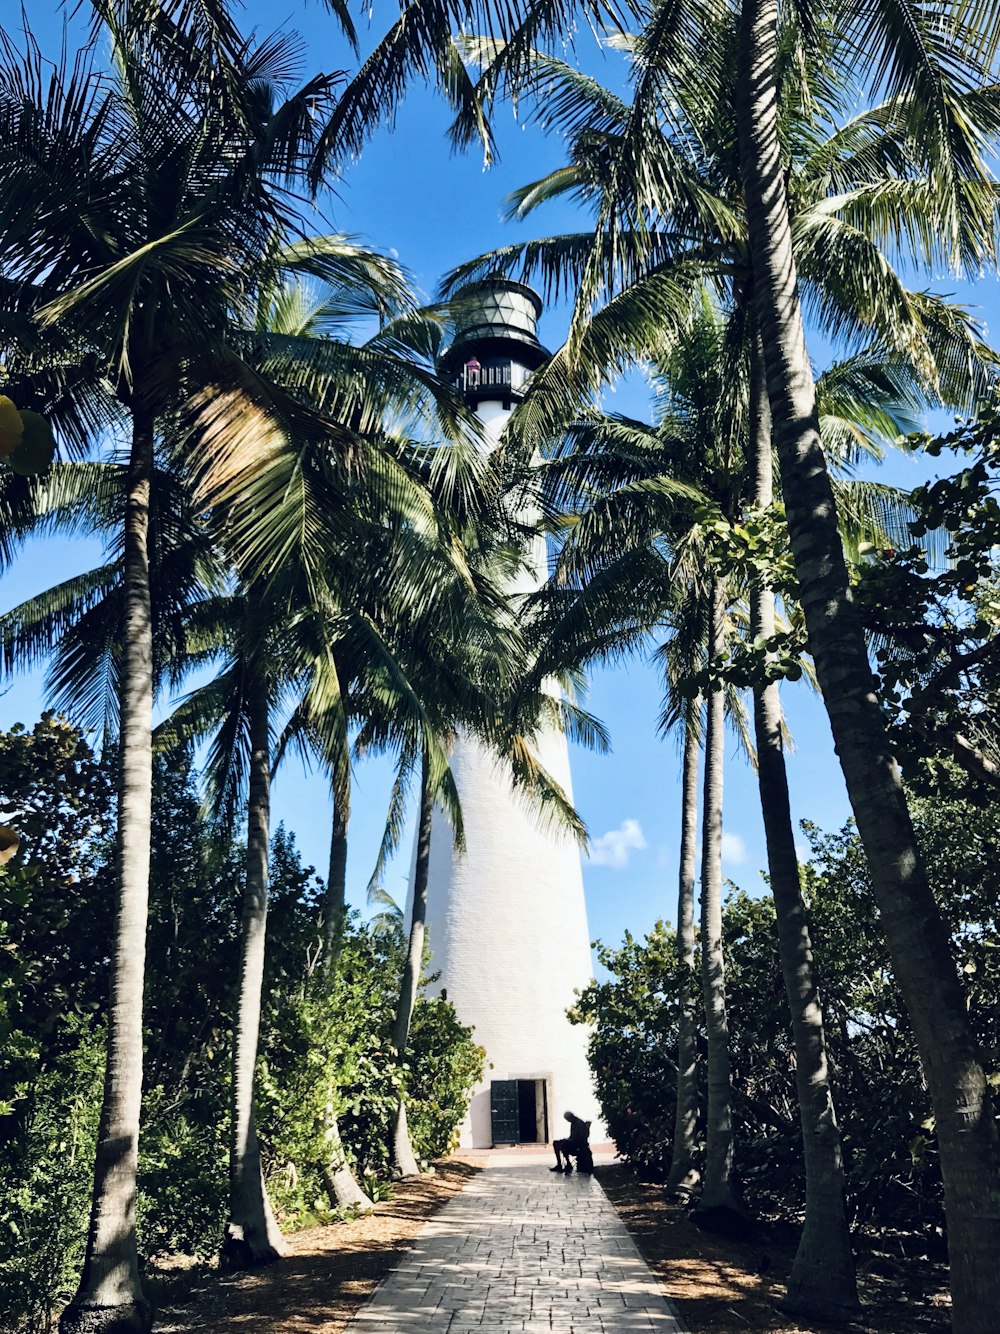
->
[652,307,750,1217]
[0,7,365,1319]
[525,295,753,1215]
[665,694,700,1199]
[390,751,436,1178]
[732,9,1000,1324]
[347,491,599,1176]
[747,336,858,1317]
[522,276,946,1297]
[441,11,1000,1314]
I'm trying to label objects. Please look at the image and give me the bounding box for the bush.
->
[137,1083,230,1259]
[406,997,485,1163]
[0,723,488,1324]
[257,922,483,1223]
[574,771,1000,1231]
[0,1020,103,1334]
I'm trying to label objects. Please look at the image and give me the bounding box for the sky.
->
[5,1,999,961]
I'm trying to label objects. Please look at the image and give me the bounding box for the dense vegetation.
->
[0,720,482,1329]
[574,764,1000,1238]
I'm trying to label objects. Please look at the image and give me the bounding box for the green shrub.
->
[406,997,485,1163]
[0,1020,103,1334]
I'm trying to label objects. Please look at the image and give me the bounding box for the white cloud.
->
[589,818,647,869]
[721,831,747,866]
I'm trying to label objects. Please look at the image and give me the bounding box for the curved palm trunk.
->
[666,705,701,1198]
[696,579,742,1217]
[391,754,433,1179]
[61,412,155,1334]
[319,780,373,1212]
[738,2,1000,1326]
[749,343,858,1319]
[221,665,287,1269]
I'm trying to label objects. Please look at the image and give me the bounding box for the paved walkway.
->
[350,1159,687,1333]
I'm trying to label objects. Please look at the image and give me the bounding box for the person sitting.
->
[550,1110,592,1174]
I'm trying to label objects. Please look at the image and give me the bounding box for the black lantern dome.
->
[440,279,549,409]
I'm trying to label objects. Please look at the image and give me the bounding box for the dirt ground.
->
[148,1157,952,1334]
[596,1163,952,1334]
[152,1158,481,1334]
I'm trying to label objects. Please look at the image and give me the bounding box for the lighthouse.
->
[418,279,601,1149]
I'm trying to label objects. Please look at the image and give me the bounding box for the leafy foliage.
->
[855,406,1000,789]
[0,724,481,1325]
[257,852,484,1220]
[573,771,1000,1230]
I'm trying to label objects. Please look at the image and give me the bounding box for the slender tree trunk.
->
[221,664,287,1269]
[695,580,743,1218]
[319,779,373,1212]
[737,1,1000,1325]
[61,411,155,1334]
[749,338,858,1319]
[391,754,433,1178]
[322,783,350,980]
[666,705,701,1199]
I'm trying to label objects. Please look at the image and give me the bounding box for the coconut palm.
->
[344,475,602,1176]
[732,13,1000,1325]
[666,694,700,1198]
[652,306,750,1217]
[440,10,1000,1314]
[526,295,753,1215]
[167,591,294,1267]
[0,6,371,1319]
[523,281,943,1307]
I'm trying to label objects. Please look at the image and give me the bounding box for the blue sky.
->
[6,2,999,957]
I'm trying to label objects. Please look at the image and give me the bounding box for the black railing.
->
[456,363,513,392]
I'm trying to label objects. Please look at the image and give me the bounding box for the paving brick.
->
[347,1162,687,1334]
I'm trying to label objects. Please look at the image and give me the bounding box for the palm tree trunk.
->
[696,579,742,1217]
[391,753,433,1178]
[319,778,373,1212]
[666,704,701,1199]
[61,411,155,1334]
[322,784,350,978]
[737,1,1000,1325]
[221,663,287,1269]
[748,338,858,1320]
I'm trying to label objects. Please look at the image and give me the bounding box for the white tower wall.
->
[417,306,603,1149]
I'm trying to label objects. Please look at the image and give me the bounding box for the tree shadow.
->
[150,1160,480,1334]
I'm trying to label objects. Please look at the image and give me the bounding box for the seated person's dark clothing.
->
[553,1113,593,1172]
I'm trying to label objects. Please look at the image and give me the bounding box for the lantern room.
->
[442,279,549,409]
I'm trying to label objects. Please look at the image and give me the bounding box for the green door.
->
[490,1080,519,1145]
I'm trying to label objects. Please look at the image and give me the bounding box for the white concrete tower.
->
[419,279,602,1149]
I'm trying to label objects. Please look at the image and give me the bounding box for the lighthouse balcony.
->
[455,359,532,406]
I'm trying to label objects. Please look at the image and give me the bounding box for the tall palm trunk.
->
[323,783,350,979]
[696,579,742,1217]
[749,340,858,1319]
[666,704,701,1198]
[221,663,287,1269]
[737,1,1000,1325]
[391,753,433,1178]
[319,779,373,1211]
[61,411,155,1334]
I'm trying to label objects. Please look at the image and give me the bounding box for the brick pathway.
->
[350,1160,687,1333]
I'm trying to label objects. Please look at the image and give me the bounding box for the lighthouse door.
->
[490,1080,519,1144]
[490,1078,550,1145]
